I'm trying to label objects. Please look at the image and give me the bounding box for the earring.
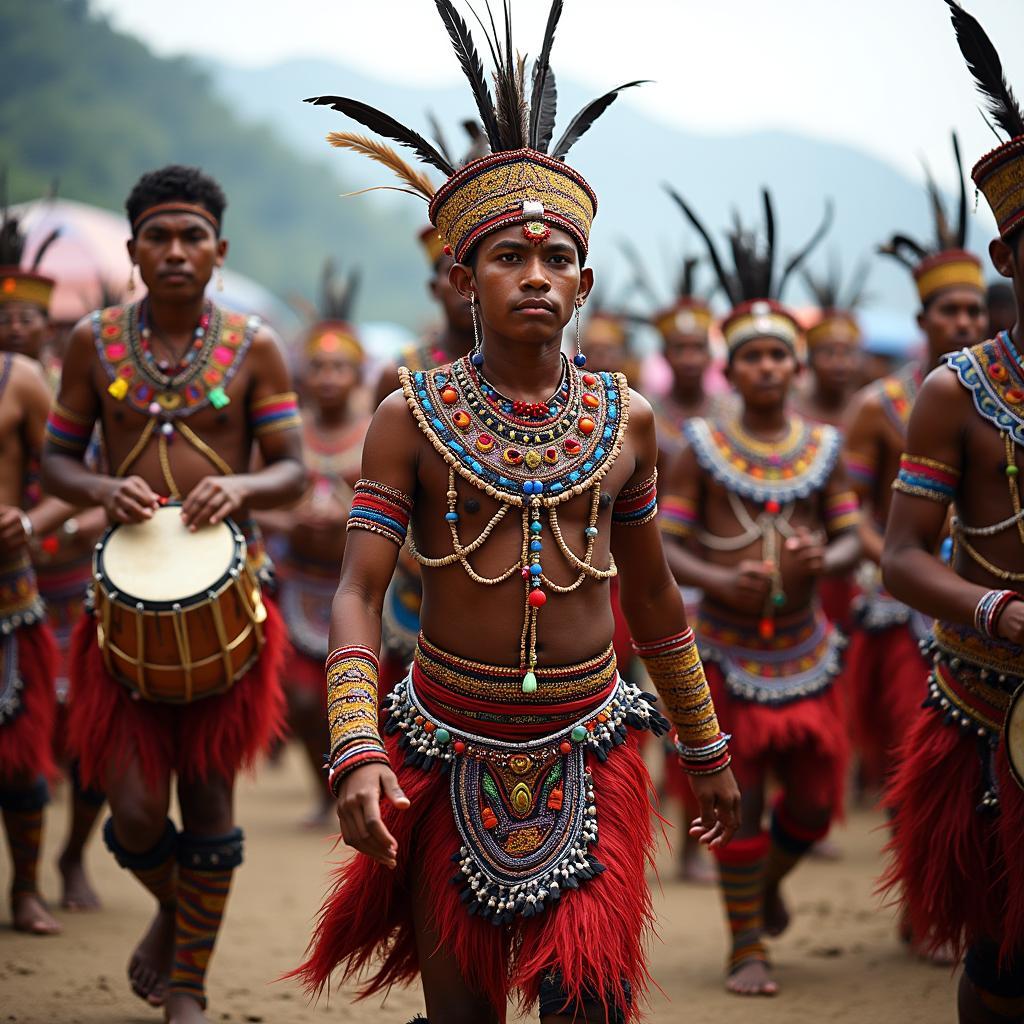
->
[572,301,587,367]
[216,267,225,292]
[470,294,484,368]
[125,263,137,296]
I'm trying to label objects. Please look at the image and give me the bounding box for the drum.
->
[92,505,267,702]
[1005,683,1024,792]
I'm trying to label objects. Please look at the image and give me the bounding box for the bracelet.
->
[675,731,733,776]
[17,510,33,540]
[974,589,1019,639]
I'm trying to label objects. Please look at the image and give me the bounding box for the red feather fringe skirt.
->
[883,620,1024,963]
[67,600,286,789]
[292,637,668,1022]
[0,622,58,783]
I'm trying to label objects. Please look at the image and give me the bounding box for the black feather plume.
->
[529,0,562,151]
[952,132,969,248]
[921,158,954,251]
[427,111,455,168]
[762,190,776,298]
[320,259,361,324]
[30,228,60,271]
[665,185,738,306]
[433,0,503,152]
[550,81,648,160]
[777,199,834,298]
[945,0,1024,140]
[305,96,455,176]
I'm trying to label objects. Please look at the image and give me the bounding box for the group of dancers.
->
[3,1,1024,1022]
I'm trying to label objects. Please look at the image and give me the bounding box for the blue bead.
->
[471,351,484,367]
[603,428,613,440]
[530,539,543,552]
[594,447,605,460]
[414,372,425,384]
[530,563,543,576]
[530,521,543,533]
[445,512,459,522]
[523,481,534,495]
[585,526,598,537]
[550,482,563,492]
[573,353,587,367]
[471,460,483,473]
[534,481,543,494]
[417,389,428,399]
[568,471,580,483]
[422,399,433,412]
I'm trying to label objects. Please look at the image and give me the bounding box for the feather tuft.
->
[326,132,436,200]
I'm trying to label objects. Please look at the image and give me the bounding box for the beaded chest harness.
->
[400,356,629,691]
[684,415,842,638]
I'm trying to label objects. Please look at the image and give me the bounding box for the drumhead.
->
[1005,683,1024,792]
[100,506,239,604]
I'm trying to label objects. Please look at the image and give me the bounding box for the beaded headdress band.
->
[306,0,642,262]
[304,259,363,362]
[0,183,59,310]
[131,202,221,236]
[802,256,869,348]
[419,224,447,266]
[945,2,1024,243]
[721,299,801,356]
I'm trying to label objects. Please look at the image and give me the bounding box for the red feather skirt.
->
[67,600,286,789]
[0,623,58,783]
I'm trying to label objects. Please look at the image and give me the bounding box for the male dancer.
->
[843,135,987,806]
[661,190,857,996]
[263,261,369,825]
[41,165,306,1024]
[0,199,107,911]
[295,5,739,1021]
[883,5,1024,1018]
[0,350,67,935]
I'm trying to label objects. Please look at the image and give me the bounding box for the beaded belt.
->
[384,639,667,923]
[697,602,844,705]
[0,549,45,636]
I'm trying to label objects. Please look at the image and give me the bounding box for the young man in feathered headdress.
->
[659,189,861,997]
[289,4,739,1021]
[842,133,987,868]
[882,3,1024,1017]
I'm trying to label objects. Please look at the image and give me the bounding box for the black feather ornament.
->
[777,199,834,298]
[319,259,360,324]
[550,81,648,160]
[664,185,739,306]
[528,0,562,150]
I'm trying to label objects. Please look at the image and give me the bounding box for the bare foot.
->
[763,881,791,937]
[58,852,102,911]
[11,892,62,935]
[678,844,717,885]
[164,992,209,1023]
[726,959,778,996]
[128,905,175,1007]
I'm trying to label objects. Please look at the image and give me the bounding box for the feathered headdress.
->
[0,170,59,310]
[307,0,644,262]
[877,130,983,304]
[803,254,870,347]
[945,0,1024,242]
[302,259,364,363]
[665,186,833,356]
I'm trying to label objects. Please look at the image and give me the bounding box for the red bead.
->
[582,393,600,409]
[758,617,775,640]
[528,589,547,608]
[578,417,595,434]
[41,535,60,555]
[582,373,597,386]
[559,741,572,754]
[453,741,466,754]
[564,437,582,455]
[765,499,781,514]
[441,387,459,404]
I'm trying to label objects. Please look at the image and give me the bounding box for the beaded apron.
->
[400,355,629,689]
[0,550,46,727]
[852,562,932,642]
[385,637,667,923]
[279,556,335,660]
[697,604,845,705]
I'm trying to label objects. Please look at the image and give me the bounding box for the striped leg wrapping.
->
[103,816,178,908]
[715,832,769,973]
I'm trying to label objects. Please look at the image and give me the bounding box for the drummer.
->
[41,165,306,1024]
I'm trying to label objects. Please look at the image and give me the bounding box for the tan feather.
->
[326,132,436,200]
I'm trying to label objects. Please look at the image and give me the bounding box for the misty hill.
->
[214,57,1000,318]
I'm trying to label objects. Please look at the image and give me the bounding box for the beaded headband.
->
[974,138,1024,240]
[721,299,800,357]
[913,250,984,305]
[805,310,862,348]
[131,202,221,236]
[305,320,364,364]
[0,269,55,310]
[652,298,713,341]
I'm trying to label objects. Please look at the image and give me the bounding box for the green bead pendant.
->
[571,726,588,743]
[772,591,786,608]
[1007,464,1019,478]
[522,671,538,694]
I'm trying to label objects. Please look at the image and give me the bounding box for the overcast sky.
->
[94,0,1023,187]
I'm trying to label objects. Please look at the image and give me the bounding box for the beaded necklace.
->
[400,355,629,691]
[684,414,841,638]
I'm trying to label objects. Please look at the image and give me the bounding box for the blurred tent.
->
[11,198,300,336]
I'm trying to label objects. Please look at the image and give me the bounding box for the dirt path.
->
[1,747,958,1023]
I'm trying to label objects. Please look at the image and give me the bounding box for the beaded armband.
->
[825,490,860,537]
[325,644,389,795]
[250,391,301,437]
[611,471,658,527]
[974,589,1020,639]
[45,402,94,457]
[659,496,699,540]
[892,453,959,505]
[845,452,877,491]
[347,480,413,546]
[633,629,731,775]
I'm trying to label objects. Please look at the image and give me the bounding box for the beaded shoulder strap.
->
[946,334,1024,447]
[683,415,841,504]
[876,362,922,436]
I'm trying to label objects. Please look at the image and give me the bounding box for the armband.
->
[825,490,860,536]
[45,402,94,456]
[611,471,658,527]
[974,589,1020,639]
[892,453,959,504]
[659,496,699,540]
[347,479,413,546]
[250,391,301,437]
[325,644,389,795]
[845,453,877,490]
[633,628,731,776]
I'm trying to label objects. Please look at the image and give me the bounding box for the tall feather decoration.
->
[326,133,436,200]
[878,234,927,270]
[945,0,1024,140]
[952,132,969,248]
[426,112,455,168]
[665,185,738,306]
[30,228,60,271]
[762,190,776,298]
[528,0,563,151]
[616,239,661,305]
[921,159,954,251]
[550,81,648,160]
[320,260,361,323]
[777,200,834,298]
[307,97,454,176]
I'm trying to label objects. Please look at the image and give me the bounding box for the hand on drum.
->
[0,506,30,551]
[181,476,249,531]
[103,476,161,524]
[336,763,411,869]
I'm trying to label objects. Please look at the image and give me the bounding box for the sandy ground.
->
[1,746,959,1024]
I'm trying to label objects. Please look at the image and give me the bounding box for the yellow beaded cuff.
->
[325,645,389,795]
